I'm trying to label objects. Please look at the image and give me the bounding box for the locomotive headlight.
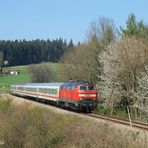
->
[80,98,83,100]
[89,94,96,97]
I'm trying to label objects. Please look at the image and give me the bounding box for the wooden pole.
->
[127,106,132,128]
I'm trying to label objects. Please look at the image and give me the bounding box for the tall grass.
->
[0,96,147,148]
[0,96,77,148]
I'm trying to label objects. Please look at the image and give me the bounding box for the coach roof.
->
[11,83,63,87]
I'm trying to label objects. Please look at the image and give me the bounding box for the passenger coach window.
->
[67,86,71,90]
[71,86,75,90]
[80,86,87,90]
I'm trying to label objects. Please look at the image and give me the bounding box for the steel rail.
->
[9,94,148,131]
[87,113,148,131]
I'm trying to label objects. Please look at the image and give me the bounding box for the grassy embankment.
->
[0,95,147,148]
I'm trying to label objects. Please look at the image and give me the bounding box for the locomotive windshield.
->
[79,85,95,90]
[88,85,95,90]
[80,86,87,90]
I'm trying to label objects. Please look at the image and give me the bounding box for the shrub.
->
[28,63,54,82]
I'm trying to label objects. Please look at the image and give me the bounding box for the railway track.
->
[8,94,148,131]
[87,113,148,131]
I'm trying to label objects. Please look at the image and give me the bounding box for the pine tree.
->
[120,13,146,38]
[0,50,3,72]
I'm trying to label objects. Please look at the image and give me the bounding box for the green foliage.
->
[0,38,70,66]
[28,63,53,82]
[67,38,74,48]
[120,13,147,38]
[95,105,129,120]
[0,51,3,72]
[0,51,3,65]
[116,110,128,120]
[95,106,112,115]
[28,62,65,82]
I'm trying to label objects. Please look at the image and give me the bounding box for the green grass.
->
[0,62,63,90]
[0,65,31,90]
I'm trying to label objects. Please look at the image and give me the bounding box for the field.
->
[0,66,30,83]
[0,65,31,90]
[0,62,61,91]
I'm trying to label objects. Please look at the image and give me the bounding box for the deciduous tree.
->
[61,17,118,83]
[98,37,148,118]
[28,63,54,82]
[133,66,148,121]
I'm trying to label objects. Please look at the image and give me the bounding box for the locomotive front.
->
[77,83,98,111]
[60,81,98,111]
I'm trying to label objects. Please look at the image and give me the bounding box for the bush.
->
[28,63,54,82]
[116,110,128,119]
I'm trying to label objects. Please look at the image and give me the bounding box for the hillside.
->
[0,95,147,148]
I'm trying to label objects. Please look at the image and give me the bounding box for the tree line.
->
[59,13,148,121]
[0,38,74,67]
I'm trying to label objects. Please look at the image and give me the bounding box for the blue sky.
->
[0,0,147,44]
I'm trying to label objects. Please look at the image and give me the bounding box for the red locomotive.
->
[10,81,98,112]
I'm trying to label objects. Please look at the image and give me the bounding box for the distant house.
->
[9,70,19,75]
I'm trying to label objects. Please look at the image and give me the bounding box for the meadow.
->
[0,62,62,91]
[0,65,30,90]
[0,66,30,83]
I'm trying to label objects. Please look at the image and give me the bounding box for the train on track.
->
[10,81,98,112]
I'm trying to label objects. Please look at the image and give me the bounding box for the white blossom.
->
[98,37,148,112]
